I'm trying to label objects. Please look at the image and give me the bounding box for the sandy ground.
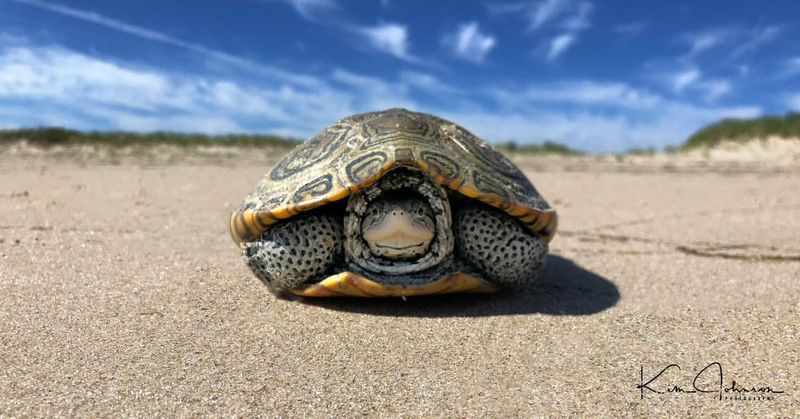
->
[0,147,798,417]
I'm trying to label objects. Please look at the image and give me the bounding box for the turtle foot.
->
[454,204,548,287]
[243,213,343,289]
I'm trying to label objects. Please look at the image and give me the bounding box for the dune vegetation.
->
[682,113,800,150]
[4,113,800,155]
[493,140,583,155]
[0,127,584,155]
[0,127,299,149]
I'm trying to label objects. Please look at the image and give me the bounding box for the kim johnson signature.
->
[637,362,785,401]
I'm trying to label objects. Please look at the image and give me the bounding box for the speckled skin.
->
[454,204,548,286]
[243,213,342,289]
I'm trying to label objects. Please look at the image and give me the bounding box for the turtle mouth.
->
[375,242,424,250]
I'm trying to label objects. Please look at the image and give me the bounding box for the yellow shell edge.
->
[288,271,500,298]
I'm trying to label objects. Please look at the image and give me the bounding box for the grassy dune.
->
[0,128,299,148]
[0,127,582,155]
[493,140,582,155]
[5,113,800,155]
[682,113,800,150]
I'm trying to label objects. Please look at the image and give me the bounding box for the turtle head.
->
[360,193,435,260]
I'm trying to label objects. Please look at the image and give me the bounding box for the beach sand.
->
[1,148,798,416]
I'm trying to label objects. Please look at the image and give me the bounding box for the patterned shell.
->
[229,108,558,246]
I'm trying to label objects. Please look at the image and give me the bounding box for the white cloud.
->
[0,45,356,135]
[731,25,783,58]
[546,33,575,61]
[440,102,760,152]
[769,56,800,81]
[662,68,731,100]
[493,80,662,108]
[680,25,783,59]
[491,0,592,61]
[276,0,337,21]
[444,22,496,63]
[738,64,750,77]
[331,69,418,111]
[356,22,417,62]
[529,0,571,29]
[669,68,701,92]
[682,28,736,57]
[671,72,698,93]
[698,79,731,101]
[614,21,647,36]
[0,36,763,153]
[399,71,458,93]
[8,0,323,87]
[787,93,800,112]
[561,1,592,31]
[489,0,592,32]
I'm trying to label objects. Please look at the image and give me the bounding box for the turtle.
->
[229,108,558,297]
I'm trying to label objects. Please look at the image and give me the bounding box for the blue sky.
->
[1,0,800,152]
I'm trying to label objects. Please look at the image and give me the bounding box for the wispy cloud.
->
[787,93,800,112]
[775,57,800,79]
[442,102,760,152]
[681,27,737,57]
[698,79,731,101]
[355,22,418,62]
[527,0,569,29]
[662,67,731,101]
[0,43,396,137]
[0,46,290,132]
[731,25,783,58]
[331,68,415,110]
[680,24,783,60]
[490,0,585,31]
[274,0,337,22]
[492,80,662,109]
[399,71,458,94]
[670,68,701,92]
[546,34,575,61]
[490,0,593,31]
[614,21,647,37]
[561,1,592,31]
[0,40,761,152]
[8,0,323,87]
[491,0,593,61]
[443,22,496,63]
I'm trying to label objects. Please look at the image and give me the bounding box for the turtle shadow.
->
[299,254,620,317]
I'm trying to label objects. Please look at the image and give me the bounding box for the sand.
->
[1,147,798,416]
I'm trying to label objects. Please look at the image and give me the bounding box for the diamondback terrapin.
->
[229,109,557,297]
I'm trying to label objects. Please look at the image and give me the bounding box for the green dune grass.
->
[0,127,300,148]
[0,127,583,155]
[682,113,800,150]
[6,113,799,156]
[493,140,583,155]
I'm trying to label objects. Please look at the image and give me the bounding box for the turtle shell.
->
[229,108,558,251]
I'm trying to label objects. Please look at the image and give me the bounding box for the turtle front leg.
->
[243,213,343,289]
[454,204,548,287]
